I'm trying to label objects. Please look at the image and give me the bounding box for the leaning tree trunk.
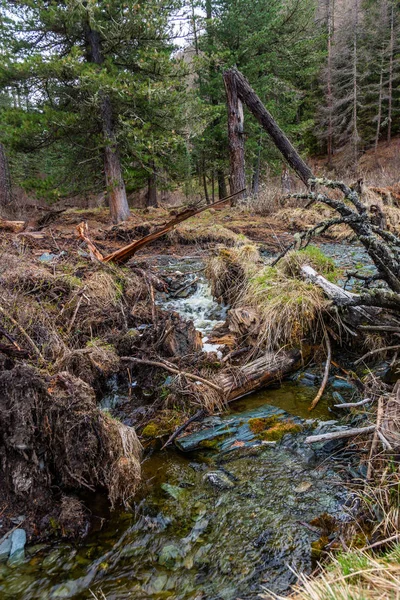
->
[0,143,12,209]
[224,68,314,188]
[223,70,246,205]
[85,26,130,224]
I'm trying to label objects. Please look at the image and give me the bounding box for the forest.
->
[1,1,400,599]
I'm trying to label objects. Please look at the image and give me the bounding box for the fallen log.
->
[300,265,383,326]
[0,218,25,233]
[78,189,245,266]
[217,349,303,402]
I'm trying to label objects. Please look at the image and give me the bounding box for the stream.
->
[0,251,363,600]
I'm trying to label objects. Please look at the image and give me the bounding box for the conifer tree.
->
[0,0,183,221]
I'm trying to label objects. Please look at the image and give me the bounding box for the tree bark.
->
[375,44,385,153]
[146,163,158,207]
[225,68,314,187]
[84,26,130,224]
[326,0,334,165]
[223,70,246,205]
[387,1,394,143]
[218,349,303,402]
[217,169,227,199]
[0,143,12,209]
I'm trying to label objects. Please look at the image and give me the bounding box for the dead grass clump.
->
[264,546,400,599]
[168,222,247,247]
[240,185,281,216]
[206,244,261,304]
[0,250,80,302]
[0,288,66,360]
[240,266,328,351]
[276,205,352,241]
[55,342,121,386]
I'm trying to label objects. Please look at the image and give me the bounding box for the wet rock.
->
[161,483,187,501]
[330,378,356,392]
[297,372,317,387]
[158,543,182,568]
[332,391,346,405]
[203,471,235,490]
[0,537,11,562]
[8,529,26,565]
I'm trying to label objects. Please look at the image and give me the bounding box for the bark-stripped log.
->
[217,349,303,402]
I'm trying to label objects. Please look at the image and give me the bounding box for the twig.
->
[354,345,400,366]
[76,222,104,261]
[334,398,372,409]
[309,332,332,411]
[66,294,84,335]
[367,396,384,481]
[376,428,394,451]
[0,304,44,361]
[305,425,376,444]
[361,533,400,551]
[121,357,223,394]
[160,409,206,450]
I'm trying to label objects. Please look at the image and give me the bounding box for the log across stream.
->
[0,251,366,600]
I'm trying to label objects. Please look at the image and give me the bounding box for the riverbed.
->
[0,250,361,600]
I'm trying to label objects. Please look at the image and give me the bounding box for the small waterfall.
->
[163,280,227,355]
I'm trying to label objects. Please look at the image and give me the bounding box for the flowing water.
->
[0,254,358,600]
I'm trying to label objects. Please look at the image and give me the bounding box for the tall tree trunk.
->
[326,0,334,165]
[85,26,130,223]
[211,170,215,202]
[375,44,385,153]
[217,169,227,199]
[387,1,394,144]
[352,0,359,167]
[147,163,158,207]
[0,143,12,209]
[201,154,210,204]
[223,70,246,206]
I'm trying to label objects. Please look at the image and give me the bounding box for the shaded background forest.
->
[0,0,399,213]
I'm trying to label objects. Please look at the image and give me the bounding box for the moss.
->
[141,410,184,440]
[141,423,160,438]
[311,536,330,559]
[199,433,230,449]
[257,420,302,441]
[248,415,279,434]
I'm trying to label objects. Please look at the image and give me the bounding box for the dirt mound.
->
[0,364,141,537]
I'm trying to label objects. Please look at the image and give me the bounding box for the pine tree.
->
[0,0,183,221]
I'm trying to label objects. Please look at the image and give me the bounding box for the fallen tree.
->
[78,189,245,265]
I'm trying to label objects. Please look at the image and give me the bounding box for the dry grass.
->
[168,221,248,247]
[206,243,261,305]
[240,266,328,351]
[207,244,330,352]
[264,546,400,600]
